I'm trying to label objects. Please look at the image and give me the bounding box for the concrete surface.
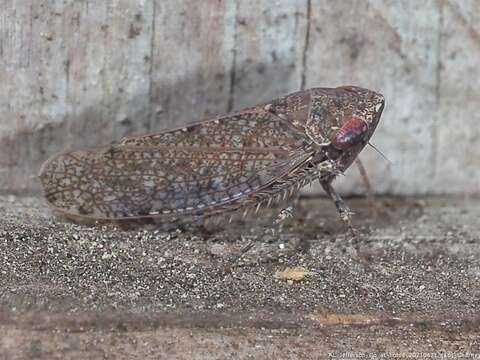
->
[1,0,480,195]
[1,194,479,358]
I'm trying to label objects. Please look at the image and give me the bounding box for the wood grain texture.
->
[149,0,235,130]
[433,0,480,194]
[304,0,441,195]
[0,1,69,191]
[102,0,154,140]
[230,0,308,110]
[0,0,478,195]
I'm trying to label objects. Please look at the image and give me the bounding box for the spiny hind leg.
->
[270,205,294,236]
[268,197,311,255]
[223,199,300,272]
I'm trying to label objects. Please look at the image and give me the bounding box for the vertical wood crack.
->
[148,0,157,131]
[432,0,444,179]
[227,1,238,112]
[300,0,311,90]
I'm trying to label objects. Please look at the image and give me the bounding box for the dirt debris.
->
[275,267,314,282]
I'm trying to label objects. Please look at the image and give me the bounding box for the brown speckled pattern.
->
[39,86,384,221]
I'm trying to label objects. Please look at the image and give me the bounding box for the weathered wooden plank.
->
[433,0,480,194]
[0,0,479,195]
[304,0,441,195]
[63,0,154,146]
[102,0,154,140]
[149,0,236,130]
[230,0,308,110]
[0,1,33,191]
[62,1,109,149]
[0,1,156,193]
[0,0,69,192]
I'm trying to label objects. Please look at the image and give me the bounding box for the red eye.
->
[331,116,368,150]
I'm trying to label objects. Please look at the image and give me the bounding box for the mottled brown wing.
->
[39,108,311,220]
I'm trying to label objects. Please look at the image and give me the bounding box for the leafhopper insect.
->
[39,86,384,228]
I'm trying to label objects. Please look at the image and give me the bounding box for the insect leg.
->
[355,158,378,217]
[223,239,257,275]
[224,204,296,273]
[316,159,344,177]
[272,200,312,254]
[320,178,356,235]
[271,205,294,235]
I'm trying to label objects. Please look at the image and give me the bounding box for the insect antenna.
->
[368,142,392,164]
